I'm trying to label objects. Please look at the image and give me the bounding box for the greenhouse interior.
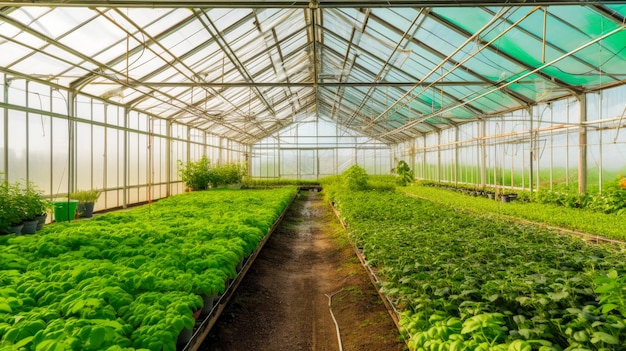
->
[2,1,626,350]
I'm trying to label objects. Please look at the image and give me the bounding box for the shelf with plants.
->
[0,186,297,351]
[400,183,626,242]
[324,170,626,351]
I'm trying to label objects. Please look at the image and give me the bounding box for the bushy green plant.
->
[0,183,24,230]
[23,183,52,220]
[392,160,414,186]
[342,164,369,191]
[177,156,213,191]
[70,189,101,203]
[211,162,246,187]
[178,157,246,190]
[0,182,43,230]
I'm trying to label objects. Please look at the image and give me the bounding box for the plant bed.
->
[323,175,626,351]
[179,189,298,351]
[0,187,297,351]
[402,184,626,242]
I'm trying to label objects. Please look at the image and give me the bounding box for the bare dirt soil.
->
[201,190,406,351]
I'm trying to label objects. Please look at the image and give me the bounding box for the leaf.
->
[461,320,480,334]
[548,291,569,302]
[594,284,616,294]
[518,328,531,339]
[14,335,35,348]
[573,331,589,342]
[508,340,531,351]
[89,326,106,348]
[488,294,499,302]
[0,302,12,313]
[591,331,619,345]
[600,303,619,314]
[35,339,67,351]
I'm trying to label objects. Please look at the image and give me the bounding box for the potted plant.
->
[21,182,52,233]
[70,189,101,218]
[0,182,27,234]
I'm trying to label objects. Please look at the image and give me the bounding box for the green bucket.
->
[53,200,78,222]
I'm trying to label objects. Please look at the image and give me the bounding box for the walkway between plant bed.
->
[201,190,405,351]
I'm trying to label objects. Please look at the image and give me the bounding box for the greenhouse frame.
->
[1,1,626,210]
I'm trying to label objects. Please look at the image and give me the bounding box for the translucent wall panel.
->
[1,76,245,214]
[51,118,69,198]
[280,149,297,177]
[76,122,93,190]
[411,86,626,194]
[7,110,27,181]
[252,116,390,179]
[299,149,317,180]
[337,148,354,174]
[318,149,335,176]
[92,126,105,192]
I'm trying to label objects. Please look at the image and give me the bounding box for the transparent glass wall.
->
[251,116,391,179]
[0,73,247,214]
[400,86,626,194]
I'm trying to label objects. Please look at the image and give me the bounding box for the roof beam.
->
[0,1,610,8]
[131,81,502,87]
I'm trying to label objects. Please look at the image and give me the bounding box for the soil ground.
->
[201,190,406,351]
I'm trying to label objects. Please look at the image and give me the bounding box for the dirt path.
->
[201,190,406,351]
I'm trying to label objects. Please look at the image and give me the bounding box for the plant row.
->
[419,175,626,215]
[401,184,626,242]
[241,178,321,188]
[0,187,297,351]
[323,169,626,351]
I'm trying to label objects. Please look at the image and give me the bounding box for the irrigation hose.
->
[324,289,345,351]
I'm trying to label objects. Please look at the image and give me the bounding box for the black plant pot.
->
[22,219,39,234]
[35,213,47,231]
[77,202,95,218]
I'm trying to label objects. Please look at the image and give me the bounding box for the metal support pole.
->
[25,81,30,182]
[577,93,587,194]
[122,107,128,208]
[437,130,442,182]
[165,120,171,196]
[454,126,459,186]
[529,107,534,193]
[480,119,486,188]
[2,76,8,180]
[68,90,76,196]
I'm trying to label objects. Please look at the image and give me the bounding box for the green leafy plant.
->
[177,156,246,190]
[177,156,213,191]
[0,187,298,349]
[342,164,369,191]
[0,182,27,230]
[70,189,101,203]
[22,182,52,220]
[392,160,414,186]
[329,180,626,350]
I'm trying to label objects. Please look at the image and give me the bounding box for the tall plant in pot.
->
[0,182,26,234]
[70,189,101,218]
[21,182,52,233]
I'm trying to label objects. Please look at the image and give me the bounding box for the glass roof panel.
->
[157,20,208,58]
[26,8,94,38]
[206,8,252,31]
[0,41,31,68]
[11,52,74,77]
[2,3,626,144]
